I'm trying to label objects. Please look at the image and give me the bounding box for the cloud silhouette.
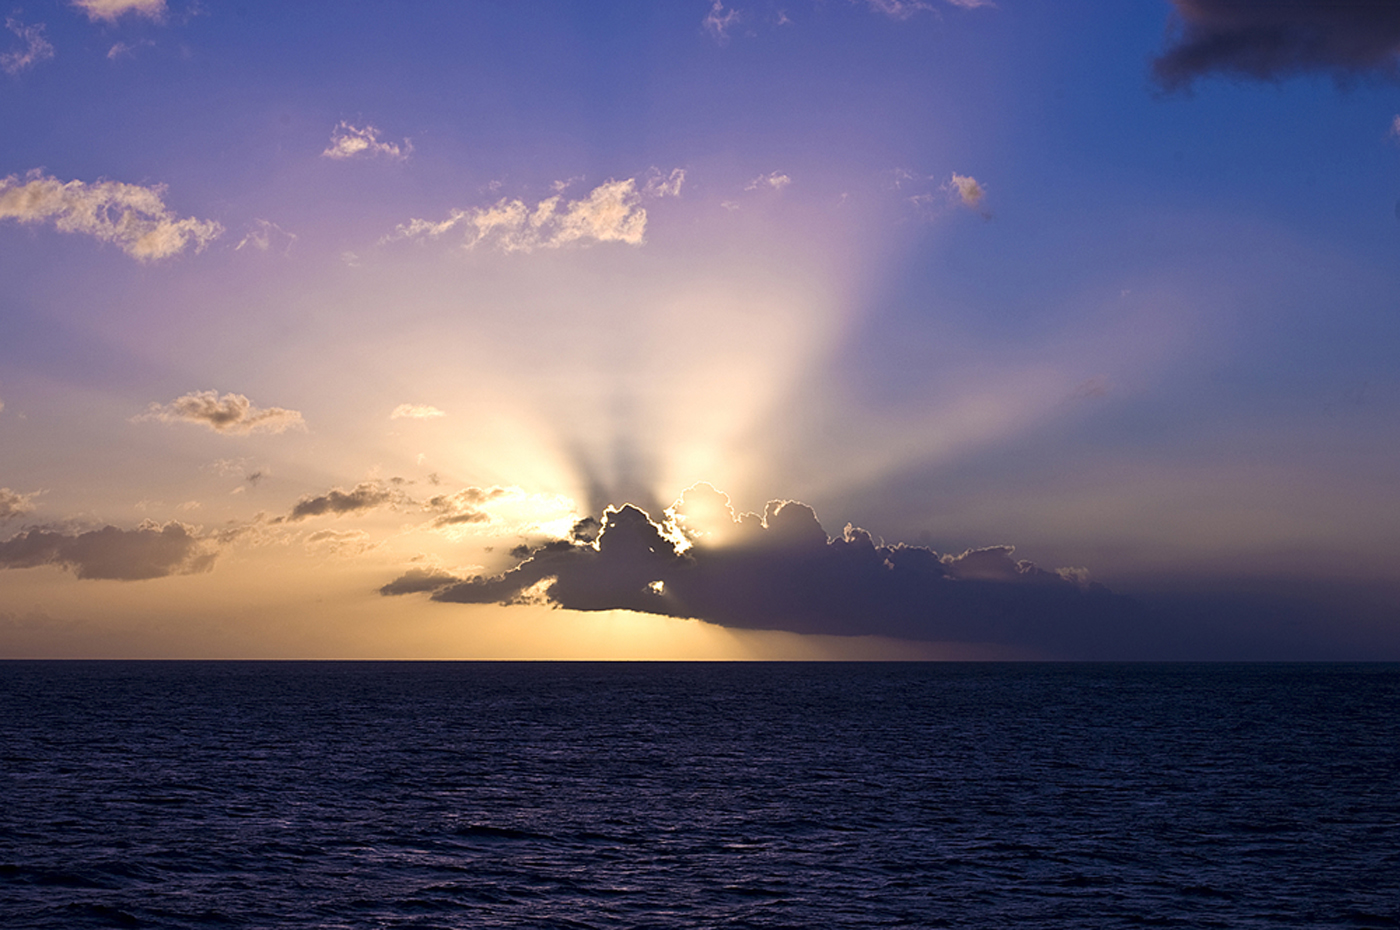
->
[0,171,222,260]
[0,521,214,580]
[1154,0,1400,89]
[138,391,305,435]
[384,483,1141,654]
[283,481,400,522]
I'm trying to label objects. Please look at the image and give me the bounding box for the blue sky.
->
[2,0,1399,659]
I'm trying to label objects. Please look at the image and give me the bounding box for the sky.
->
[2,0,1399,660]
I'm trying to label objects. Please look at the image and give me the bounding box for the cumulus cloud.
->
[2,17,54,75]
[0,521,214,580]
[321,122,411,161]
[236,219,296,254]
[1154,0,1400,89]
[391,403,446,420]
[138,391,305,435]
[1,488,37,522]
[304,528,375,556]
[386,176,664,252]
[379,566,466,596]
[385,483,1139,654]
[280,480,409,523]
[422,486,512,529]
[746,171,792,192]
[0,171,222,260]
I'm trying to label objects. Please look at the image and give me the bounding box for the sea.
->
[1,661,1397,929]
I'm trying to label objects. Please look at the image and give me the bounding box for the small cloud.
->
[379,566,466,596]
[643,167,686,198]
[1391,115,1400,140]
[703,0,742,42]
[2,17,54,75]
[1,488,37,522]
[391,403,446,420]
[1154,0,1400,89]
[864,0,932,19]
[946,172,985,209]
[304,528,375,556]
[72,0,167,23]
[106,39,153,60]
[746,171,792,192]
[283,481,400,522]
[235,219,296,255]
[322,122,411,161]
[138,390,305,435]
[0,520,214,580]
[0,170,222,260]
[340,251,361,267]
[386,176,656,253]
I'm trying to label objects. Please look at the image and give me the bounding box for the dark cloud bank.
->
[0,522,213,580]
[1156,0,1400,88]
[385,485,1400,659]
[384,484,1153,658]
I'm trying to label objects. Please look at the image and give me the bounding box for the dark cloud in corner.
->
[0,521,215,580]
[1154,0,1400,89]
[383,483,1145,657]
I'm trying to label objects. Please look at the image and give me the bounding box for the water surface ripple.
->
[2,662,1397,928]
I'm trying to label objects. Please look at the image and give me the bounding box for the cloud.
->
[0,521,214,580]
[138,391,305,435]
[643,167,686,198]
[1154,0,1400,89]
[235,219,296,254]
[283,481,400,522]
[321,122,411,161]
[1,488,37,522]
[0,171,222,260]
[2,17,54,75]
[391,403,446,420]
[386,177,662,252]
[945,172,985,210]
[72,0,167,22]
[379,566,466,596]
[1392,115,1400,139]
[864,0,932,19]
[746,171,792,192]
[386,483,1140,654]
[304,528,375,556]
[703,0,741,42]
[422,486,513,529]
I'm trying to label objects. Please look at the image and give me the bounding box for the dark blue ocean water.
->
[1,662,1398,929]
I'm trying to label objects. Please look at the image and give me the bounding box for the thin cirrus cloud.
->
[0,521,214,581]
[71,0,166,23]
[383,483,1139,655]
[384,172,683,253]
[2,17,54,75]
[137,391,305,435]
[235,219,296,255]
[703,0,741,42]
[390,404,446,420]
[321,122,411,161]
[1154,0,1400,88]
[0,171,222,260]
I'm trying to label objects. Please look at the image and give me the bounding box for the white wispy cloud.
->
[746,171,792,192]
[2,17,54,75]
[0,171,222,260]
[1391,115,1400,140]
[386,176,667,252]
[391,404,447,420]
[137,391,305,435]
[703,0,742,42]
[72,0,166,23]
[236,219,297,254]
[322,122,411,161]
[643,167,686,198]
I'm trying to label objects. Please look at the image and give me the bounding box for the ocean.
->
[2,661,1397,928]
